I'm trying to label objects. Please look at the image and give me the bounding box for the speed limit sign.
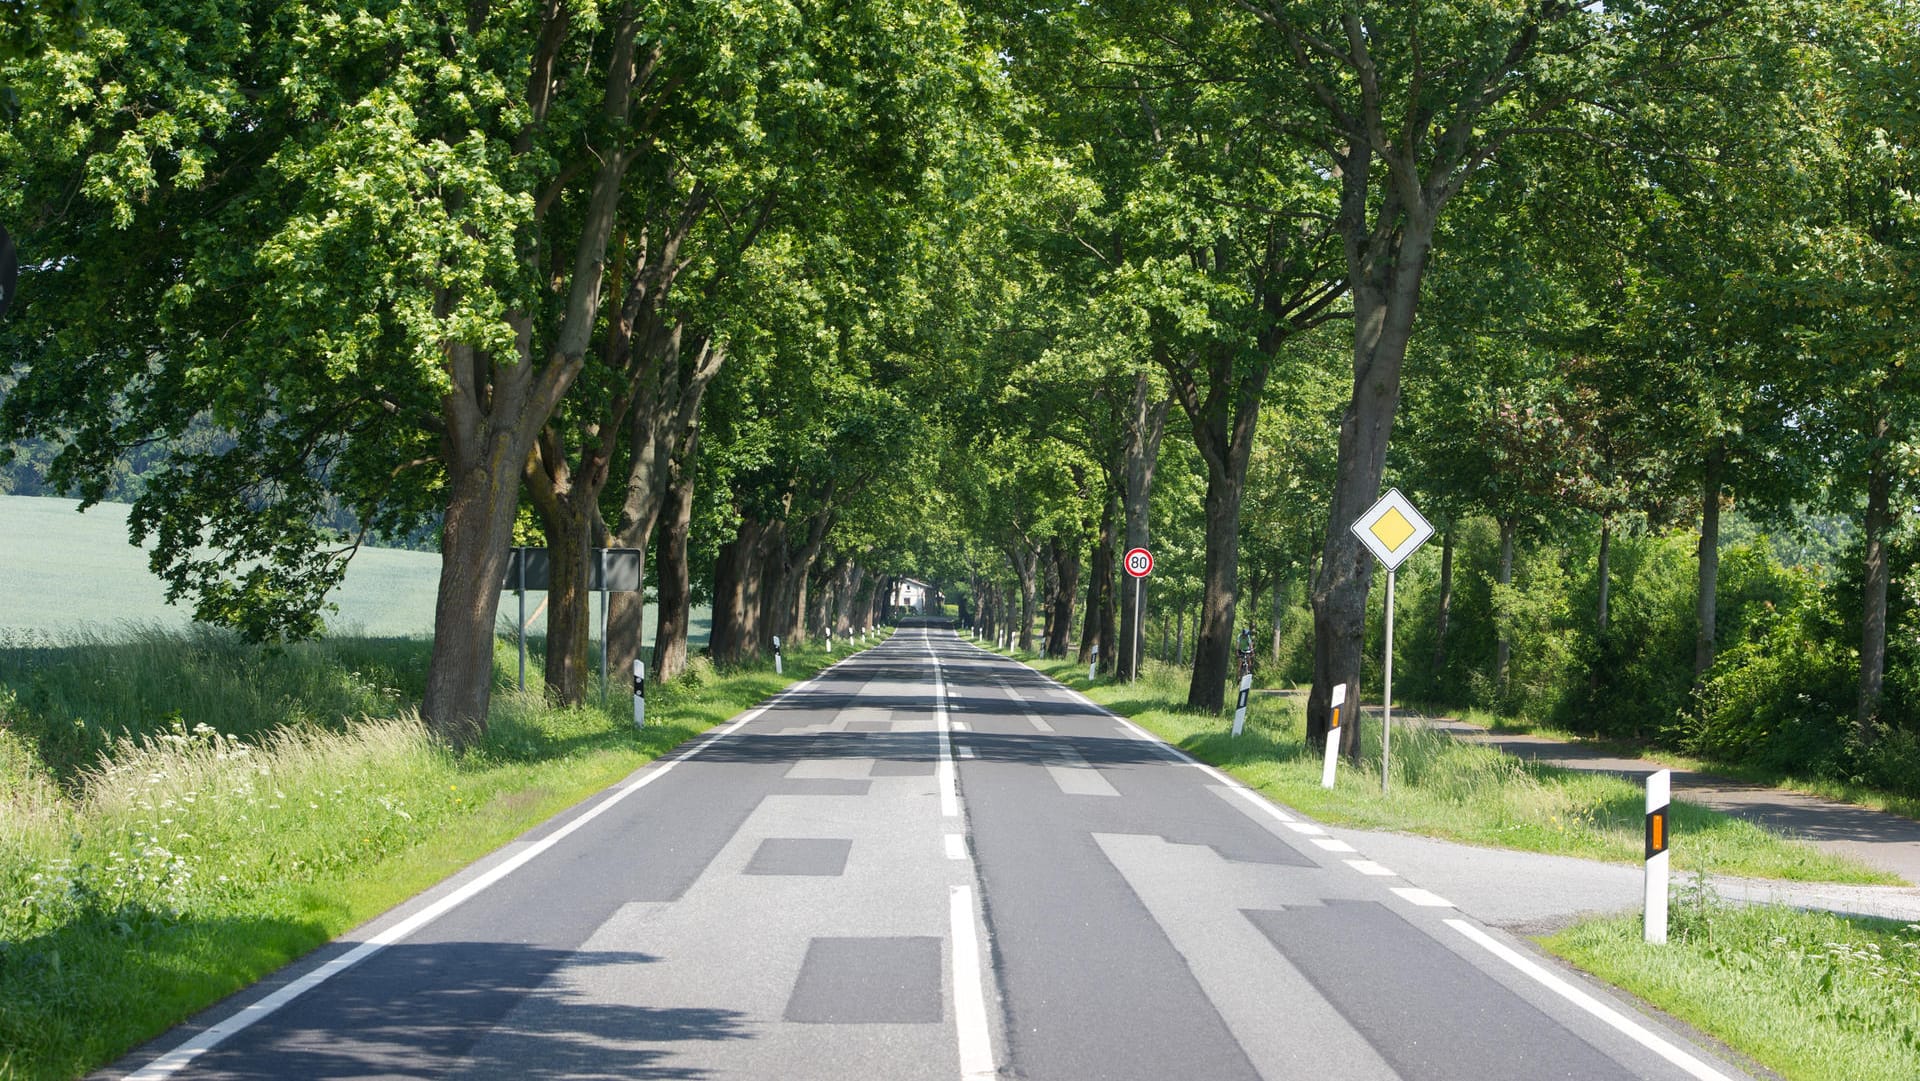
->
[1123,547,1153,578]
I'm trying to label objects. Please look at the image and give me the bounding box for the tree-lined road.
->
[116,621,1751,1081]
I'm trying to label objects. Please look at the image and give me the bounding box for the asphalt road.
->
[110,619,1758,1081]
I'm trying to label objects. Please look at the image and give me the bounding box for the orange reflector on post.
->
[1645,809,1668,859]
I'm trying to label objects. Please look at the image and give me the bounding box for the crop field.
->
[0,496,708,646]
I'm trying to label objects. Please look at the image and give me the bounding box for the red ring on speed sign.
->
[1124,547,1153,578]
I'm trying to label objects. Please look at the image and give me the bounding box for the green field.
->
[0,496,708,646]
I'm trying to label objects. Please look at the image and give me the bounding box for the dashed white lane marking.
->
[1285,822,1326,836]
[1045,747,1121,797]
[959,744,977,760]
[952,720,970,731]
[945,834,969,861]
[1027,714,1054,733]
[1391,887,1455,908]
[951,885,997,1081]
[1447,919,1738,1081]
[1344,860,1397,877]
[1310,838,1356,853]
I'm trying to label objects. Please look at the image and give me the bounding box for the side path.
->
[1256,689,1920,920]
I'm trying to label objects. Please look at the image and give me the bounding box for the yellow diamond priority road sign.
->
[1351,488,1433,571]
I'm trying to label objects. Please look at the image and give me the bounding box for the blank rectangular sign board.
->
[501,547,641,592]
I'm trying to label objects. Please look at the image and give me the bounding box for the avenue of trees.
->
[3,1,1918,792]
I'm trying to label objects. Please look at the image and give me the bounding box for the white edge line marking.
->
[126,666,834,1081]
[950,885,997,1080]
[1446,919,1737,1081]
[1391,887,1454,908]
[1344,860,1397,877]
[1311,838,1357,853]
[945,833,968,860]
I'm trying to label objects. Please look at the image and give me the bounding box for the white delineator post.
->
[632,660,646,729]
[773,635,783,676]
[827,627,835,653]
[1089,644,1098,683]
[1645,769,1671,944]
[1322,683,1346,788]
[1231,651,1253,736]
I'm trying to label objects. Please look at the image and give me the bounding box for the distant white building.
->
[891,577,930,613]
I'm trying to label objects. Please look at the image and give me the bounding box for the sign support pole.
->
[599,550,609,697]
[516,549,527,692]
[1133,577,1142,682]
[1382,567,1395,793]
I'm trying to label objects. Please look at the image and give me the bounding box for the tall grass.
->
[1024,654,1891,885]
[1546,889,1920,1081]
[0,627,870,1081]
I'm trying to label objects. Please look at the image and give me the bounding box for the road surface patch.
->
[1246,901,1637,1081]
[784,937,944,1023]
[745,839,853,876]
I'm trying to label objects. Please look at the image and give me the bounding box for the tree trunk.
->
[1168,345,1264,713]
[1432,525,1454,673]
[1310,177,1438,761]
[1860,413,1892,741]
[1271,577,1288,666]
[522,426,604,705]
[1014,548,1039,652]
[606,336,724,687]
[1496,518,1516,699]
[1120,377,1171,680]
[425,440,532,745]
[650,429,699,683]
[1595,519,1611,635]
[710,515,767,666]
[1693,445,1724,687]
[1047,535,1080,658]
[1083,488,1116,668]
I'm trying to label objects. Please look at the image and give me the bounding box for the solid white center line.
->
[1344,859,1397,877]
[1447,919,1736,1081]
[928,631,959,818]
[950,885,997,1080]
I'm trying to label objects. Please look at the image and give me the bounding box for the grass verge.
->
[1000,649,1893,885]
[1543,887,1920,1081]
[0,629,883,1081]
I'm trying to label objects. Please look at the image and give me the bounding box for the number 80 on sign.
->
[1124,547,1153,578]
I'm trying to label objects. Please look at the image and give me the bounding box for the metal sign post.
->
[1123,547,1153,681]
[516,551,528,691]
[1349,489,1434,793]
